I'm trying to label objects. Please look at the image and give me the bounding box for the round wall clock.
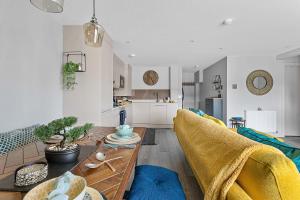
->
[143,70,159,86]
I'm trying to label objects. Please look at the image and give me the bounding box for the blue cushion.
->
[189,108,205,116]
[128,165,186,200]
[237,127,300,171]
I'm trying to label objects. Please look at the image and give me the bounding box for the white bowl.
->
[23,175,86,200]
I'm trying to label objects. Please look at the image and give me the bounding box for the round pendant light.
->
[83,0,105,47]
[30,0,64,13]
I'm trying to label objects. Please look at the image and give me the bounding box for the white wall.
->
[227,56,285,136]
[63,26,113,125]
[0,1,63,132]
[131,66,170,90]
[201,57,227,122]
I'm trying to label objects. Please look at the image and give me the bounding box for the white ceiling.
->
[63,0,300,68]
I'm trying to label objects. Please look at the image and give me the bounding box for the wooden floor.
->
[284,136,300,148]
[138,129,300,200]
[137,129,204,200]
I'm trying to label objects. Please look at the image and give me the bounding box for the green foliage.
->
[34,125,53,143]
[34,117,93,147]
[66,123,93,142]
[63,62,79,90]
[63,116,77,127]
[82,123,93,133]
[47,117,77,135]
[48,118,65,134]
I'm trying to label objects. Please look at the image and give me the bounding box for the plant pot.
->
[45,145,80,163]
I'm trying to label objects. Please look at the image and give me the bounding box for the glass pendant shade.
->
[83,20,105,47]
[83,0,105,47]
[30,0,64,13]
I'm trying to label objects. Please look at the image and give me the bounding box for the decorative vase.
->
[45,145,80,163]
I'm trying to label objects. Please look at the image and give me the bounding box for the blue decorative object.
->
[189,108,205,116]
[127,165,186,200]
[237,127,300,171]
[231,117,243,121]
[120,110,126,125]
[115,125,133,138]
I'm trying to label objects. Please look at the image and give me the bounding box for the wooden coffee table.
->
[0,127,146,200]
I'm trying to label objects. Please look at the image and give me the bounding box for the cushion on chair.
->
[127,165,186,200]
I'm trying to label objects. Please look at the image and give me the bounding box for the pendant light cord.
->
[93,0,96,18]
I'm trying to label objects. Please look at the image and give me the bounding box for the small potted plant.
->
[63,61,79,90]
[34,117,93,163]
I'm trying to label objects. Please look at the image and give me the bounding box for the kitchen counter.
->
[102,102,131,113]
[131,99,177,103]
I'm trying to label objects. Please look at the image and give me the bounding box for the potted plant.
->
[34,117,93,163]
[63,61,79,90]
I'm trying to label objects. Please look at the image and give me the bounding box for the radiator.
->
[245,111,277,133]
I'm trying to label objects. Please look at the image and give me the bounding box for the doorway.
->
[284,64,300,136]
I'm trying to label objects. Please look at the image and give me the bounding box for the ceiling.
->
[63,0,300,68]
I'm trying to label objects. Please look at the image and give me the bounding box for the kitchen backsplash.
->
[132,90,170,99]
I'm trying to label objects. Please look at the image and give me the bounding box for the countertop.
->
[131,99,177,103]
[102,103,131,113]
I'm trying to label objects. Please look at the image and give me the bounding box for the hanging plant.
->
[63,61,79,90]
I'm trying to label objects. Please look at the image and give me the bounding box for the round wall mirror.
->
[246,70,273,96]
[143,70,159,86]
[253,76,267,89]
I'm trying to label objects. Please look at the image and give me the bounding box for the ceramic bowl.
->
[115,125,133,138]
[95,152,106,161]
[23,175,86,200]
[15,162,48,186]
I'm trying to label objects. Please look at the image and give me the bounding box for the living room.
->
[1,0,300,200]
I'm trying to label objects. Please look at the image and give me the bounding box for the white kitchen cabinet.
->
[131,101,179,127]
[131,66,170,90]
[132,102,151,124]
[150,104,168,124]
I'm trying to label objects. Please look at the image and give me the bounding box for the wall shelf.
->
[63,51,86,72]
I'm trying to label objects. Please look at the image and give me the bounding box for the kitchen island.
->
[131,100,179,128]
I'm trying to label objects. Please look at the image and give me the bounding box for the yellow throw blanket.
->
[174,109,284,200]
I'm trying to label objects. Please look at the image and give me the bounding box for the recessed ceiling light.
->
[125,41,131,44]
[189,40,195,43]
[128,54,136,58]
[222,18,234,25]
[219,48,223,50]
